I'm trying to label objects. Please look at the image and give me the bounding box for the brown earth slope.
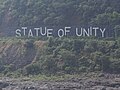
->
[0,39,45,70]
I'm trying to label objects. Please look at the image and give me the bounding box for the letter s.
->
[16,29,21,37]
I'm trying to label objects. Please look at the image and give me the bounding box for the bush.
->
[24,40,34,48]
[24,63,41,75]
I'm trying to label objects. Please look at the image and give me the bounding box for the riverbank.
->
[0,73,120,90]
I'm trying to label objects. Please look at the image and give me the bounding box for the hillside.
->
[0,0,119,77]
[0,37,119,76]
[0,0,120,89]
[0,37,120,90]
[0,0,120,37]
[0,38,46,75]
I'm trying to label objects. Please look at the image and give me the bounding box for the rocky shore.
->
[0,73,120,90]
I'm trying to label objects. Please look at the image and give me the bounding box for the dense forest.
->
[22,37,120,75]
[0,0,120,37]
[0,0,120,76]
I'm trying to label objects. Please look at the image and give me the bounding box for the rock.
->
[1,73,120,90]
[98,73,105,77]
[40,84,49,89]
[109,82,120,88]
[28,86,36,89]
[0,80,9,88]
[91,86,106,90]
[115,78,120,82]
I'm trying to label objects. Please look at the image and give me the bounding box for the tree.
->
[59,49,78,74]
[73,40,85,54]
[114,25,120,38]
[24,63,41,75]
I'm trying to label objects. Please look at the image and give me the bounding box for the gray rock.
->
[0,80,9,88]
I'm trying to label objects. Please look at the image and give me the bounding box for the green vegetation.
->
[20,37,120,75]
[0,0,120,37]
[0,37,119,77]
[0,0,120,77]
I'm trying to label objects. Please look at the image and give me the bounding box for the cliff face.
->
[0,39,45,70]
